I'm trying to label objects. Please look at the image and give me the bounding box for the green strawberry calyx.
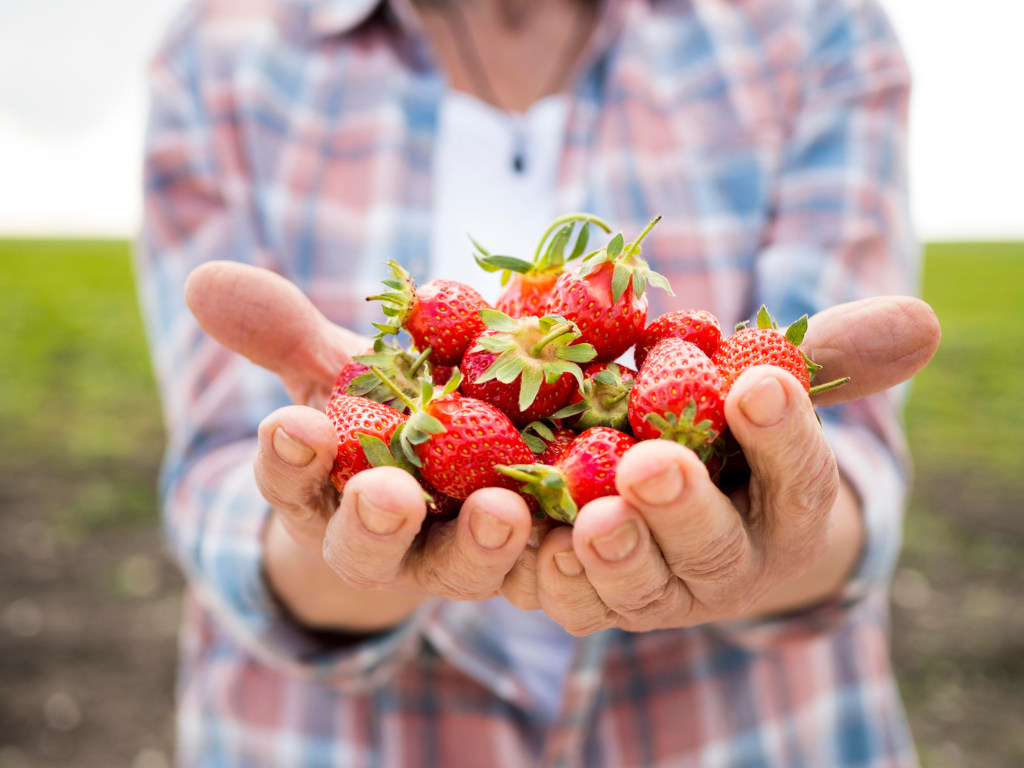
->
[366,260,417,338]
[370,365,461,469]
[471,309,597,411]
[645,401,720,460]
[520,420,563,455]
[495,463,579,525]
[347,340,433,412]
[552,363,634,431]
[472,213,613,286]
[578,215,675,302]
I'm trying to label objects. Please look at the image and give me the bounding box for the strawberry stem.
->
[606,389,630,407]
[370,365,418,412]
[626,215,662,255]
[529,322,575,357]
[809,377,851,396]
[494,465,540,484]
[533,213,612,263]
[408,346,432,377]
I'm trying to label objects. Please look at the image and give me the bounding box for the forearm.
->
[262,512,428,633]
[742,476,863,618]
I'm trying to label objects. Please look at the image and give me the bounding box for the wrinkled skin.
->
[185,261,940,634]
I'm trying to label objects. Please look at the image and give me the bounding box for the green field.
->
[0,239,1021,767]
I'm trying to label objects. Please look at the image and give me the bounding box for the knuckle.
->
[561,613,611,637]
[543,591,613,637]
[420,560,495,601]
[784,445,840,520]
[670,524,749,585]
[324,546,399,591]
[254,450,335,518]
[612,578,684,623]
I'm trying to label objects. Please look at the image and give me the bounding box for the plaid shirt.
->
[137,0,921,765]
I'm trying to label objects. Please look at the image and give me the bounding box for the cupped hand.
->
[185,261,536,629]
[528,296,940,634]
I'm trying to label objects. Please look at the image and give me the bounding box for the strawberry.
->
[324,392,407,493]
[373,369,535,501]
[627,337,726,456]
[546,217,673,361]
[342,339,433,412]
[368,260,490,366]
[634,309,722,370]
[553,361,636,432]
[473,213,612,318]
[520,420,578,465]
[422,480,462,519]
[498,427,637,524]
[459,311,595,427]
[332,354,371,396]
[711,306,848,396]
[430,363,457,387]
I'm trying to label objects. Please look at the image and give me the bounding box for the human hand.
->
[522,296,940,633]
[185,261,536,631]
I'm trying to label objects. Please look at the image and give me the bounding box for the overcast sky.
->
[0,0,1021,239]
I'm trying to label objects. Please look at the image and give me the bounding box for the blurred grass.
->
[0,238,1022,767]
[904,241,1024,485]
[0,239,165,536]
[894,241,1024,768]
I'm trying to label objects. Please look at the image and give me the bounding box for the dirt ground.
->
[1,459,1021,768]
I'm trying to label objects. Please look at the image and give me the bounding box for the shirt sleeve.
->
[134,4,427,684]
[714,0,918,646]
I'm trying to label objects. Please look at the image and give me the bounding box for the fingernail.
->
[590,521,639,563]
[469,509,513,550]
[739,376,788,427]
[631,462,684,505]
[273,427,316,467]
[554,550,584,577]
[356,493,404,536]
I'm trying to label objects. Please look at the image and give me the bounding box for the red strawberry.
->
[411,392,535,500]
[324,392,407,493]
[422,480,462,519]
[373,369,536,501]
[520,420,578,465]
[634,309,722,370]
[430,363,457,387]
[332,354,371,396]
[714,327,810,392]
[496,272,559,318]
[459,311,595,427]
[473,213,612,318]
[546,217,673,361]
[497,427,637,524]
[628,337,726,456]
[554,361,636,432]
[711,306,849,396]
[369,260,490,366]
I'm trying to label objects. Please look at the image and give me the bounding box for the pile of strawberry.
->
[325,214,846,524]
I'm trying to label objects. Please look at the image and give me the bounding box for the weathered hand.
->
[527,296,940,634]
[185,261,535,630]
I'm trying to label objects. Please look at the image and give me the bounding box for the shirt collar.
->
[300,0,383,36]
[300,0,635,45]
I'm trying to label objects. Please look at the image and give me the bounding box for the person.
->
[136,0,941,765]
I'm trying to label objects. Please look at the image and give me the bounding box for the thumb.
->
[803,295,941,407]
[185,261,366,405]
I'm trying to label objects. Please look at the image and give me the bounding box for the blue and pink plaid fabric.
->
[137,0,921,765]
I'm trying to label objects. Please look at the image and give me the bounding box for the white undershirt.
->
[431,90,570,293]
[429,89,576,721]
